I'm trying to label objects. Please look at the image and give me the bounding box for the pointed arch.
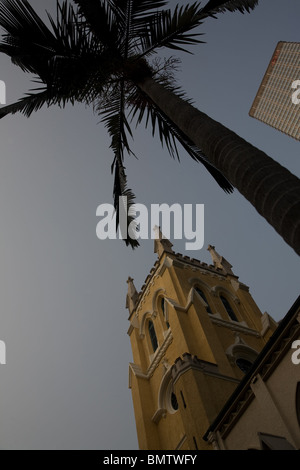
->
[188,277,213,293]
[194,287,212,314]
[220,295,238,322]
[153,366,179,423]
[226,337,258,373]
[152,287,167,314]
[139,310,152,338]
[211,285,240,304]
[148,320,158,352]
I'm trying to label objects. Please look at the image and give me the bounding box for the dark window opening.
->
[236,357,253,374]
[171,392,179,411]
[148,320,158,352]
[195,287,212,313]
[220,295,238,322]
[161,297,170,328]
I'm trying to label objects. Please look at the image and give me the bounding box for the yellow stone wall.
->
[127,247,277,450]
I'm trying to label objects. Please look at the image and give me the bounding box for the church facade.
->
[126,233,299,450]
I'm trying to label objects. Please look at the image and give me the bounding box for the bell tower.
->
[126,235,277,450]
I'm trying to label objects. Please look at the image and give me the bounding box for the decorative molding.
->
[211,285,240,304]
[152,407,167,424]
[157,256,174,277]
[231,279,249,292]
[260,311,278,337]
[152,367,173,424]
[129,330,173,385]
[175,435,187,450]
[188,277,213,292]
[147,330,173,378]
[139,310,153,338]
[171,353,240,386]
[151,288,166,318]
[208,314,260,337]
[226,335,259,364]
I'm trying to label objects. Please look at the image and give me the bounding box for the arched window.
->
[171,392,179,411]
[236,357,253,374]
[195,287,212,313]
[220,295,238,322]
[160,297,170,329]
[148,320,158,352]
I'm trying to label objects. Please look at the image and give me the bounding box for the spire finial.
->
[207,245,234,275]
[126,276,139,314]
[153,225,174,258]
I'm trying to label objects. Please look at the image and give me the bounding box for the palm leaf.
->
[0,89,50,118]
[136,3,206,59]
[72,0,120,50]
[99,80,139,248]
[128,82,234,193]
[200,0,259,16]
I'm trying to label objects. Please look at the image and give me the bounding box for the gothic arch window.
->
[160,296,170,329]
[155,368,179,420]
[235,357,253,374]
[195,287,212,313]
[226,338,258,374]
[170,391,179,411]
[148,320,158,353]
[161,297,165,314]
[220,295,238,322]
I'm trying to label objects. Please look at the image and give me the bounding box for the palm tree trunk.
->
[137,76,300,256]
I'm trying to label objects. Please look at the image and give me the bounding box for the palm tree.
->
[0,0,299,254]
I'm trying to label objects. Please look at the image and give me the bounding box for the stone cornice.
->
[208,314,261,337]
[171,353,240,386]
[127,249,238,322]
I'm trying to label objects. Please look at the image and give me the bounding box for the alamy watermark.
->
[291,80,300,105]
[0,80,6,105]
[291,340,300,365]
[0,340,6,365]
[96,197,204,250]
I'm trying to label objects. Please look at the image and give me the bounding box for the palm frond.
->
[0,88,50,118]
[0,0,58,75]
[136,2,205,58]
[72,0,120,49]
[113,160,139,248]
[128,77,233,193]
[200,0,259,16]
[99,80,139,248]
[110,0,169,56]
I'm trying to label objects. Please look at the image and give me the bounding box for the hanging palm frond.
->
[128,78,234,193]
[0,0,263,248]
[200,0,259,16]
[100,79,139,248]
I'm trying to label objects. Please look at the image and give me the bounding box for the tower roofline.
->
[126,242,239,321]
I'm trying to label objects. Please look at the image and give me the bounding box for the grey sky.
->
[0,0,299,450]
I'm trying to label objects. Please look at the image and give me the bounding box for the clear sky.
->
[0,0,299,450]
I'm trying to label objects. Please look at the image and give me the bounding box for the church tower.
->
[126,233,278,450]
